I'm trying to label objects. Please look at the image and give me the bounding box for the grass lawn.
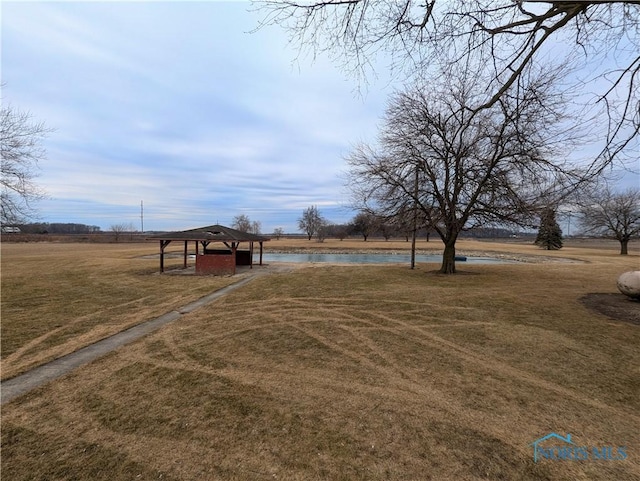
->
[1,243,238,379]
[1,240,639,480]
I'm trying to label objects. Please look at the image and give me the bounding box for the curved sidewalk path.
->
[1,274,258,405]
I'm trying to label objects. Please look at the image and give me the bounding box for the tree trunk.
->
[620,239,629,255]
[440,243,456,274]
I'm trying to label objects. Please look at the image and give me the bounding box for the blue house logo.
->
[530,433,576,462]
[530,432,627,462]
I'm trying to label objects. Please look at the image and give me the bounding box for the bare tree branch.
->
[347,62,583,273]
[1,104,51,225]
[255,1,640,167]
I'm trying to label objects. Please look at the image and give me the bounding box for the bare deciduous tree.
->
[351,212,379,241]
[256,0,639,169]
[298,205,325,240]
[1,104,51,224]
[578,186,640,255]
[316,218,330,243]
[325,223,349,240]
[272,227,285,239]
[232,214,252,233]
[110,222,136,243]
[348,65,581,273]
[251,220,262,235]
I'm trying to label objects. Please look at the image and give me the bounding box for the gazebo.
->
[147,225,270,275]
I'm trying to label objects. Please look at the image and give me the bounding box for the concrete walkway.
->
[1,274,258,405]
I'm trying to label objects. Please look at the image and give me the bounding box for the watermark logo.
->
[530,432,627,462]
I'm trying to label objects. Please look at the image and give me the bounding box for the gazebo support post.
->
[160,240,172,273]
[259,241,264,266]
[232,242,237,275]
[250,241,254,269]
[183,241,188,269]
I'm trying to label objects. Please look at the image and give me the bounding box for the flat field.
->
[1,243,239,379]
[1,239,639,480]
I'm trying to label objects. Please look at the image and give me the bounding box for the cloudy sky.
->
[2,1,638,233]
[3,0,392,232]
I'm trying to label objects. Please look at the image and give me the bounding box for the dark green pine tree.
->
[535,208,563,250]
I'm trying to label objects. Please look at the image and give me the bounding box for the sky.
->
[2,0,390,232]
[2,1,638,234]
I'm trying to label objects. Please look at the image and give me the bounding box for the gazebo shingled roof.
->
[147,225,270,273]
[147,224,270,243]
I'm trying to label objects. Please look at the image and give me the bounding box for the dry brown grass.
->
[266,236,640,260]
[2,240,639,480]
[1,243,237,379]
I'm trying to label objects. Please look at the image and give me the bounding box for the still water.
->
[253,253,518,264]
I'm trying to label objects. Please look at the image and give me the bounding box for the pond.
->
[253,253,519,264]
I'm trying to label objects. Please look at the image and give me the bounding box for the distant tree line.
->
[324,221,520,242]
[296,206,525,243]
[16,222,102,234]
[297,189,640,257]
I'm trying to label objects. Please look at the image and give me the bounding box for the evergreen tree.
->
[535,208,563,250]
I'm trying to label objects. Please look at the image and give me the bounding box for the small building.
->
[147,224,270,275]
